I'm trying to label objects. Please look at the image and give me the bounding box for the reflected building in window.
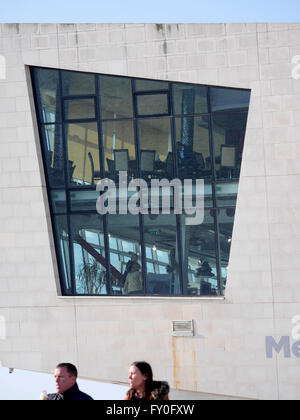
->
[31,67,250,297]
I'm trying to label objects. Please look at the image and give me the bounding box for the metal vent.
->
[172,320,194,337]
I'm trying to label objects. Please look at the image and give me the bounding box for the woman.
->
[123,262,143,295]
[125,361,169,400]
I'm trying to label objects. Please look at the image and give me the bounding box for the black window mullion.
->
[213,209,223,297]
[207,87,216,184]
[132,78,147,295]
[170,95,184,295]
[96,74,112,295]
[207,86,223,296]
[59,69,76,296]
[103,215,112,295]
[176,215,184,296]
[62,94,96,100]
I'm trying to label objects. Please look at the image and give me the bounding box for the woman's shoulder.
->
[124,381,170,401]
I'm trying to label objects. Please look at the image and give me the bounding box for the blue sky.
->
[1,0,300,22]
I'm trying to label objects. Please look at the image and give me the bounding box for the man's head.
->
[54,363,78,394]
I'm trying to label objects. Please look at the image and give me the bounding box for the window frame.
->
[30,66,251,298]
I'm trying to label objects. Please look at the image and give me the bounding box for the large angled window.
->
[31,67,250,297]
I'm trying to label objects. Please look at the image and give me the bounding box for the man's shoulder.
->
[47,390,93,401]
[76,390,94,401]
[47,393,64,400]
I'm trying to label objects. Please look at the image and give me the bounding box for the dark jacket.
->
[47,383,93,401]
[125,381,169,401]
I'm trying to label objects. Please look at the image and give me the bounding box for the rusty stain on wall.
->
[171,336,180,389]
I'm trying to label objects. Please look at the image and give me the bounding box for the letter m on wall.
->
[266,336,291,358]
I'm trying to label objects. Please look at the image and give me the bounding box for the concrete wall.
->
[1,23,300,400]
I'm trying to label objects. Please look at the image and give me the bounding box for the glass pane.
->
[71,213,107,295]
[204,182,213,208]
[217,208,235,295]
[138,117,173,181]
[182,210,218,296]
[107,214,142,295]
[173,83,207,115]
[174,116,211,180]
[62,71,95,96]
[102,120,136,180]
[32,67,61,123]
[135,79,168,91]
[137,94,169,116]
[50,190,67,213]
[53,215,72,295]
[64,98,95,120]
[216,182,238,207]
[210,87,250,112]
[66,122,100,186]
[70,190,100,212]
[213,111,248,181]
[100,75,133,119]
[144,214,180,296]
[41,124,65,188]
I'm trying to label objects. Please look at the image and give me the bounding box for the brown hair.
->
[131,361,153,398]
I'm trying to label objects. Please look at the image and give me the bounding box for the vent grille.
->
[172,320,194,337]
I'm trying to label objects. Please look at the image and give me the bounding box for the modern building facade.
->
[0,23,300,399]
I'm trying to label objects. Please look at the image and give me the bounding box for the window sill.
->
[57,295,225,301]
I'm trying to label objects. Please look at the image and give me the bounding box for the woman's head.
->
[128,361,153,393]
[130,253,138,263]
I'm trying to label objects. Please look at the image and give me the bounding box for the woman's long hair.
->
[131,361,154,398]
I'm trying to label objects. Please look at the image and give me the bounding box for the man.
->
[47,363,93,400]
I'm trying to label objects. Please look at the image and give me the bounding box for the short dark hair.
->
[56,363,78,378]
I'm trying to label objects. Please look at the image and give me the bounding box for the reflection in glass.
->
[50,190,67,213]
[102,120,136,180]
[135,79,168,92]
[31,67,251,297]
[33,68,61,123]
[173,83,207,115]
[174,116,211,180]
[203,183,213,208]
[53,215,72,295]
[182,210,218,296]
[41,124,65,188]
[100,75,133,120]
[212,112,248,180]
[210,87,251,112]
[217,208,235,294]
[107,214,142,295]
[62,71,95,96]
[216,182,238,207]
[138,118,173,180]
[144,214,180,296]
[72,214,107,295]
[70,190,100,212]
[66,122,100,186]
[64,98,95,120]
[136,94,169,116]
